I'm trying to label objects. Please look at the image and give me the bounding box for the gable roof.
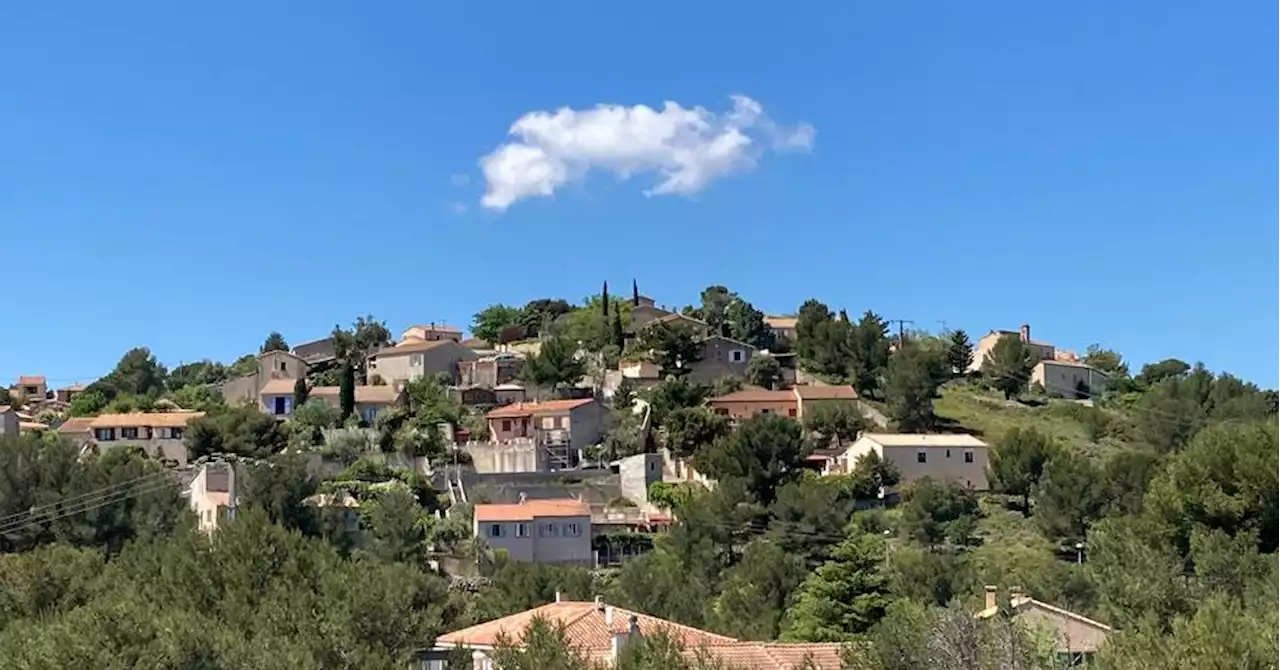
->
[86,411,205,429]
[486,398,595,419]
[860,433,988,448]
[764,316,798,330]
[56,417,95,433]
[794,384,859,401]
[17,375,46,386]
[435,600,843,668]
[975,595,1111,631]
[474,498,591,522]
[436,600,737,650]
[373,339,458,357]
[701,334,755,349]
[407,323,462,334]
[708,387,796,404]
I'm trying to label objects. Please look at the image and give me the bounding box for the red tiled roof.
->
[485,398,594,419]
[17,375,45,386]
[474,498,591,522]
[374,339,455,357]
[708,387,795,404]
[436,600,737,650]
[794,384,858,401]
[436,600,844,668]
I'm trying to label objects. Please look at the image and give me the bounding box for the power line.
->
[0,477,182,537]
[0,469,177,526]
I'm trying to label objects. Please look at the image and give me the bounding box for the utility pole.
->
[886,319,914,347]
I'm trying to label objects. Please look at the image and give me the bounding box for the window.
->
[362,407,378,423]
[121,427,139,440]
[279,361,287,372]
[488,524,502,538]
[501,420,512,432]
[788,408,797,417]
[274,396,287,415]
[541,522,558,537]
[917,451,927,463]
[542,416,556,429]
[565,522,580,536]
[964,451,974,463]
[515,523,529,538]
[95,428,116,441]
[759,409,773,415]
[945,449,951,458]
[171,427,184,440]
[730,349,745,363]
[713,408,729,416]
[411,354,423,366]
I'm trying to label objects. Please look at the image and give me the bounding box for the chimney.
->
[1019,323,1030,343]
[984,585,997,610]
[1010,586,1024,605]
[628,614,640,640]
[609,613,640,664]
[594,595,605,611]
[518,492,527,504]
[604,605,614,627]
[554,590,562,603]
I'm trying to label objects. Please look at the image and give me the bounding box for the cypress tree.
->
[632,279,640,306]
[339,363,356,421]
[292,376,309,410]
[602,281,610,317]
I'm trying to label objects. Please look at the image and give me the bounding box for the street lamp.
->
[1074,542,1084,564]
[883,529,892,569]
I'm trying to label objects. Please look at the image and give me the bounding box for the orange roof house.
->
[707,384,860,422]
[423,597,844,668]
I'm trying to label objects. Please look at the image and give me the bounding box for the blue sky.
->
[2,1,1276,388]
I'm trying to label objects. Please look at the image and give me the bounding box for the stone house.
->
[401,323,463,343]
[1032,360,1110,398]
[366,339,477,387]
[457,353,524,388]
[969,323,1056,373]
[974,586,1111,665]
[258,379,401,424]
[220,350,310,409]
[707,384,859,422]
[484,398,605,470]
[11,375,48,404]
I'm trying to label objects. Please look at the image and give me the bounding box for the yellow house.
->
[969,323,1055,373]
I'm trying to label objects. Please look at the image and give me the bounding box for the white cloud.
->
[479,95,814,211]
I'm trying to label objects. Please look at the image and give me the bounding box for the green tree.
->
[885,343,942,432]
[744,355,783,389]
[1082,344,1128,377]
[1034,449,1106,544]
[1135,358,1189,387]
[661,407,730,458]
[900,477,982,547]
[260,331,289,353]
[361,489,430,564]
[708,539,807,640]
[292,376,309,409]
[520,336,586,391]
[945,329,974,376]
[846,311,891,398]
[238,453,320,534]
[91,347,168,399]
[988,426,1061,514]
[724,297,775,350]
[167,360,229,390]
[695,414,807,505]
[692,285,734,333]
[471,304,523,343]
[338,363,356,421]
[981,334,1034,399]
[794,299,849,377]
[185,404,289,460]
[167,383,225,412]
[610,310,627,350]
[68,390,108,417]
[634,322,702,377]
[803,400,866,448]
[517,298,574,339]
[779,532,890,641]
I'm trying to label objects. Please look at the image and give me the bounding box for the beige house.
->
[61,411,205,466]
[401,323,463,343]
[707,384,860,422]
[484,398,604,468]
[366,339,477,386]
[473,497,593,565]
[420,596,845,669]
[186,461,237,533]
[627,294,672,329]
[220,350,310,409]
[55,383,88,404]
[1032,360,1109,398]
[836,433,990,491]
[0,405,18,438]
[975,586,1111,664]
[969,323,1056,373]
[686,335,755,383]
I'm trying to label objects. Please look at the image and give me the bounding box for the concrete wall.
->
[464,440,544,474]
[1032,362,1109,397]
[842,437,989,491]
[475,514,593,564]
[618,453,663,506]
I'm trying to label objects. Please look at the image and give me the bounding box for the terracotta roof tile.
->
[408,323,462,334]
[474,499,591,522]
[17,375,46,385]
[765,316,798,329]
[87,411,205,429]
[374,339,455,356]
[57,417,94,433]
[795,384,859,401]
[436,600,737,650]
[485,398,595,419]
[693,642,846,669]
[708,388,796,404]
[861,433,988,448]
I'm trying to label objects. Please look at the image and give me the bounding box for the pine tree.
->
[946,329,974,376]
[983,334,1035,399]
